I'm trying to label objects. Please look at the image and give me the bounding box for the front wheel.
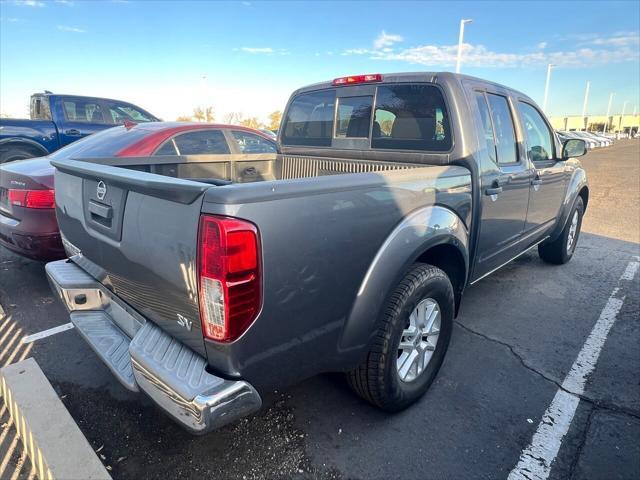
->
[346,263,454,411]
[538,197,584,265]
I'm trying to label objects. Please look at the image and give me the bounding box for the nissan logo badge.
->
[96,181,107,200]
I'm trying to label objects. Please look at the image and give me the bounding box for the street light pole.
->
[455,19,473,74]
[604,92,614,134]
[542,64,555,113]
[581,81,590,130]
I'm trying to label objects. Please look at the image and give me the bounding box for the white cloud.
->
[5,17,22,22]
[14,0,45,6]
[57,25,86,33]
[588,33,639,47]
[55,0,75,5]
[373,30,404,49]
[537,41,548,50]
[240,47,274,54]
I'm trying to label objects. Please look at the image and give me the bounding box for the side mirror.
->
[562,139,587,159]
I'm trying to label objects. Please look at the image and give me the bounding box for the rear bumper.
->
[45,259,262,434]
[0,210,64,260]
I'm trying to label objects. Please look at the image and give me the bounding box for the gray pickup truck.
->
[46,72,589,434]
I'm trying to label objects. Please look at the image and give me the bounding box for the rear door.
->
[57,96,111,146]
[471,90,533,280]
[51,159,211,355]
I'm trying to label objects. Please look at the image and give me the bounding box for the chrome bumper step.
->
[70,311,138,392]
[46,259,262,434]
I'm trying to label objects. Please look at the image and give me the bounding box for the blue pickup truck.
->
[0,92,158,163]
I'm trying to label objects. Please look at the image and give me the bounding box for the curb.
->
[0,358,111,480]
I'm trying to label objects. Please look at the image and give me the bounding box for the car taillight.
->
[332,73,382,86]
[198,215,261,342]
[8,189,55,209]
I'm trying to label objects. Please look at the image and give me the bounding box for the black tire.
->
[346,263,454,411]
[0,145,42,164]
[538,197,584,265]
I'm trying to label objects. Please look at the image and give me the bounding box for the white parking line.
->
[21,323,74,345]
[508,257,639,480]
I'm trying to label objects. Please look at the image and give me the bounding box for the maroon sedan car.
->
[0,122,277,260]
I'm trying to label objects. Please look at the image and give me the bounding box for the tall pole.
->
[455,19,473,74]
[604,92,614,134]
[581,81,590,130]
[620,101,627,133]
[542,64,555,113]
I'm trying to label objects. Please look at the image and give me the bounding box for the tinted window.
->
[371,85,451,151]
[154,139,178,156]
[518,102,554,162]
[48,126,151,159]
[474,92,497,163]
[106,102,155,124]
[63,99,106,124]
[231,131,276,153]
[335,96,373,138]
[486,94,518,164]
[170,130,230,155]
[281,90,336,146]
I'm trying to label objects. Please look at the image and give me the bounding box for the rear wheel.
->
[538,197,584,265]
[0,145,43,164]
[346,263,454,411]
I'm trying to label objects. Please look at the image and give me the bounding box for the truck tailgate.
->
[51,159,210,355]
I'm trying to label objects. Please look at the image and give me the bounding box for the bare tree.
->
[223,112,243,125]
[176,115,192,121]
[193,107,205,122]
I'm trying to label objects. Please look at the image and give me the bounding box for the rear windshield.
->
[48,126,151,159]
[281,83,452,151]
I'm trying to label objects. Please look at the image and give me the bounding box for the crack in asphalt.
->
[567,406,595,480]
[453,321,640,421]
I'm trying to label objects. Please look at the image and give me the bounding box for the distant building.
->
[550,114,640,135]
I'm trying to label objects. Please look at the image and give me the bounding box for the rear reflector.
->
[198,215,261,342]
[8,189,55,209]
[332,73,382,86]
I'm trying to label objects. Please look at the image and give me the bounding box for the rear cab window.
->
[62,98,107,124]
[281,83,452,152]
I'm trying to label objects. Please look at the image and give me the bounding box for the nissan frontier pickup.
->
[46,72,589,433]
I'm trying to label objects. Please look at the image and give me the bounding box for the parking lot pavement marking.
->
[508,258,639,480]
[21,323,74,344]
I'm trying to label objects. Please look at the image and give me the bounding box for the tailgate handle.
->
[88,200,113,220]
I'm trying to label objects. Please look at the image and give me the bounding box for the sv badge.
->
[176,313,193,331]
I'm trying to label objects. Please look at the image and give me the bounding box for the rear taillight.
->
[8,189,55,209]
[198,215,261,342]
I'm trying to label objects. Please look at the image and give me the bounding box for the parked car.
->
[0,123,276,260]
[558,130,599,149]
[0,92,159,163]
[571,131,609,148]
[259,128,278,140]
[46,72,588,434]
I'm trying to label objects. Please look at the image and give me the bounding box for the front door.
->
[516,101,567,234]
[471,91,533,280]
[58,96,110,147]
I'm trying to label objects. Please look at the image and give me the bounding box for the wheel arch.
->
[338,205,469,364]
[0,138,50,159]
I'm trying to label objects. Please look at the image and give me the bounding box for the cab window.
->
[335,96,373,138]
[63,99,106,124]
[474,92,497,163]
[281,90,336,147]
[518,102,554,162]
[486,94,518,164]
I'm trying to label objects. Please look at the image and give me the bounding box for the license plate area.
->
[82,179,127,241]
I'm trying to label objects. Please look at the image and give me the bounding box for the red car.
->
[0,122,277,260]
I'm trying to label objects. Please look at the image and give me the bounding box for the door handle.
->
[65,129,81,136]
[485,186,503,196]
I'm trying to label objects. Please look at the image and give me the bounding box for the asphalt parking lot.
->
[0,140,639,480]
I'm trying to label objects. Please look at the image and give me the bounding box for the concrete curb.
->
[0,358,111,480]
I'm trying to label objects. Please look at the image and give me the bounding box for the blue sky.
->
[1,0,639,122]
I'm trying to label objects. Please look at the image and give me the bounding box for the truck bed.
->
[80,153,420,184]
